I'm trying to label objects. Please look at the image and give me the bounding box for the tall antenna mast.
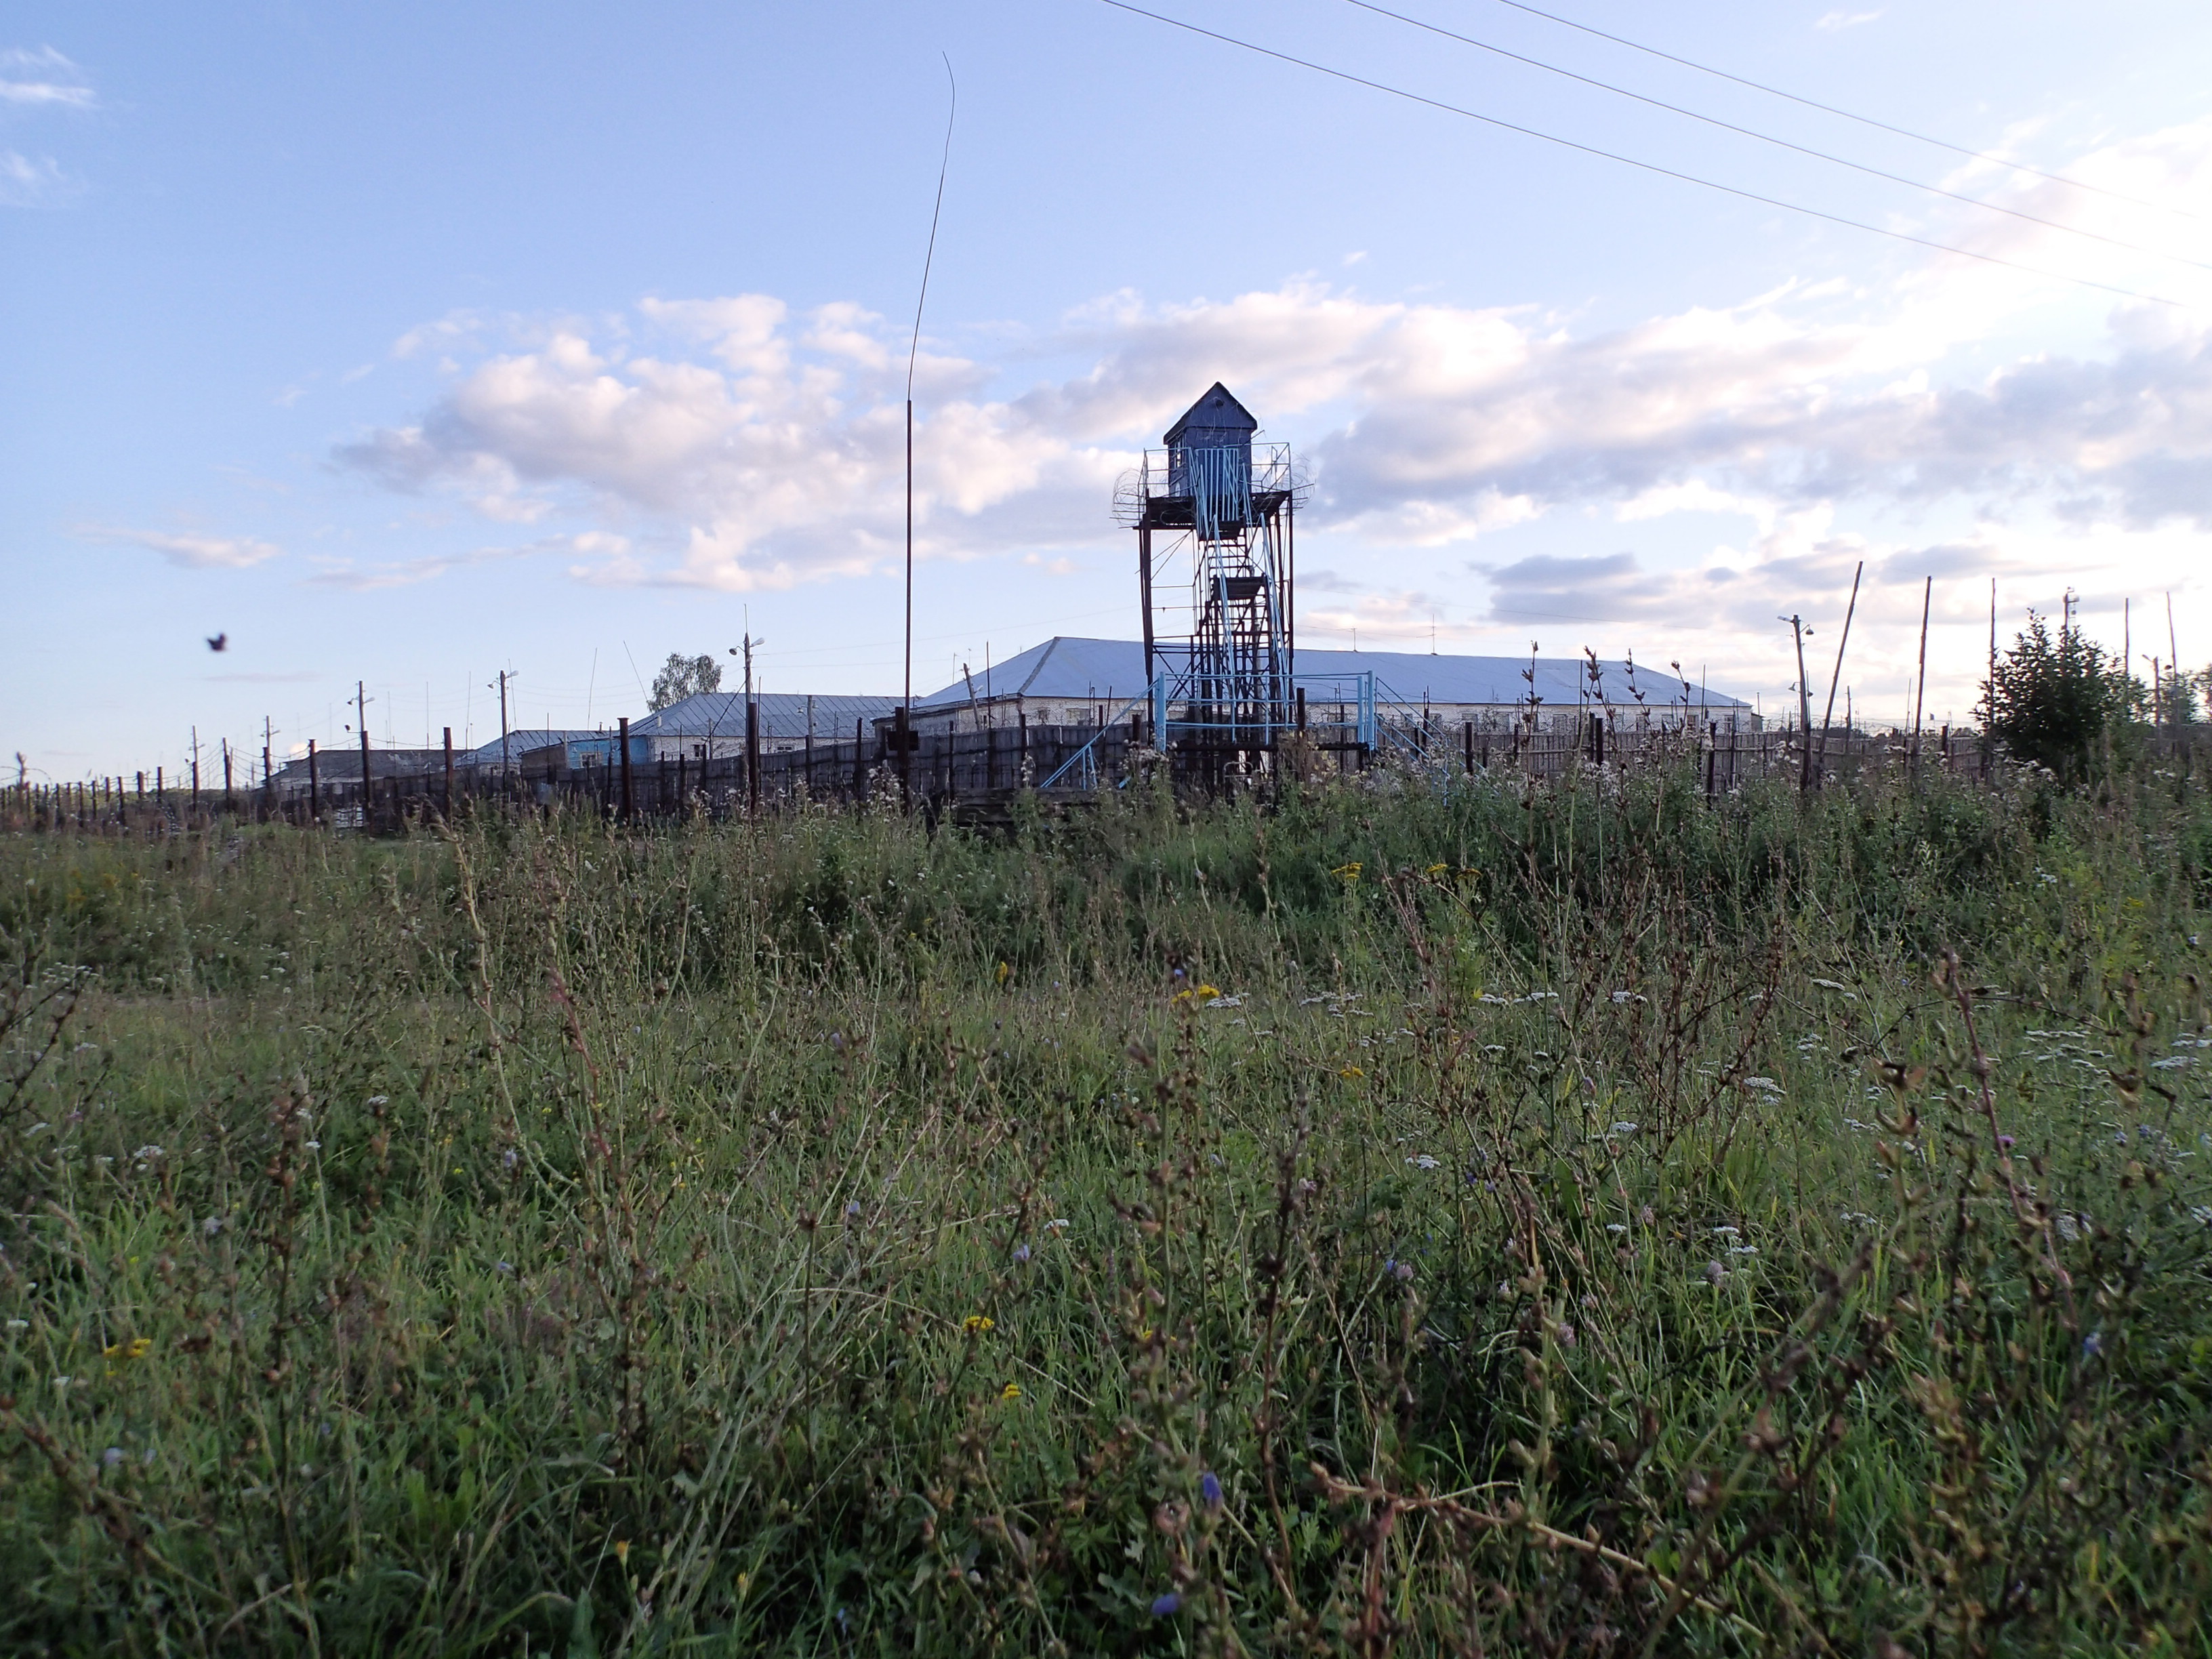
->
[901,56,956,796]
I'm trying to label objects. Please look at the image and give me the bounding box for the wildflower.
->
[1389,1259,1414,1282]
[1193,983,1221,1000]
[614,1538,630,1566]
[1150,1593,1182,1617]
[844,1201,862,1220]
[1012,1244,1031,1263]
[1555,1323,1576,1347]
[101,1336,152,1361]
[495,1261,515,1275]
[996,960,1011,985]
[1045,1218,1069,1233]
[4,1319,25,1330]
[102,1447,124,1469]
[501,1149,519,1172]
[367,1095,388,1107]
[1000,1382,1021,1401]
[1605,1223,1628,1235]
[963,1315,995,1335]
[1406,1154,1441,1171]
[1425,863,1448,876]
[1610,1121,1639,1136]
[2083,1330,2103,1358]
[1703,1260,1727,1286]
[203,1216,222,1237]
[1997,1134,2015,1149]
[1338,1066,1365,1080]
[1330,861,1362,881]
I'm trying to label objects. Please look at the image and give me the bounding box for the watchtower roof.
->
[1163,383,1257,445]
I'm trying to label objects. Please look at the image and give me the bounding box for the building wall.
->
[908,694,1759,737]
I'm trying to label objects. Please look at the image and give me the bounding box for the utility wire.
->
[1092,0,2190,310]
[1471,0,2200,223]
[907,56,957,400]
[1341,0,2212,274]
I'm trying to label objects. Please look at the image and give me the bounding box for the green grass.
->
[3,764,2211,1656]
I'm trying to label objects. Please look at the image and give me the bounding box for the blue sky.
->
[7,0,2211,779]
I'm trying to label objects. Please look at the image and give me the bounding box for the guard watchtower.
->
[1115,384,1298,774]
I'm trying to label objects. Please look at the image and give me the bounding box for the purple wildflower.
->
[1150,1592,1182,1617]
[1201,1471,1223,1509]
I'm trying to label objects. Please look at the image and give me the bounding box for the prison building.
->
[630,693,901,760]
[895,638,1757,736]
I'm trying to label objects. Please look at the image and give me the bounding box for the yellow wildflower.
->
[101,1337,152,1361]
[995,960,1011,986]
[964,1315,995,1335]
[1193,984,1221,1000]
[1338,1066,1365,1080]
[614,1538,630,1566]
[1425,863,1448,876]
[1330,861,1363,882]
[1000,1382,1022,1401]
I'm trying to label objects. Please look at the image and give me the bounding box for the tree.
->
[1980,610,2141,780]
[650,652,722,712]
[2158,665,2205,729]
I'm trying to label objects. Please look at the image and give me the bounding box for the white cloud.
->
[0,148,71,207]
[0,47,94,108]
[305,533,611,592]
[87,528,283,570]
[332,117,2212,621]
[1815,11,1882,31]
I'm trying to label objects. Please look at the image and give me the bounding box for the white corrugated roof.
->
[635,692,899,741]
[918,639,1748,710]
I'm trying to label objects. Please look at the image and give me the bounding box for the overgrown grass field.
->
[4,765,2211,1655]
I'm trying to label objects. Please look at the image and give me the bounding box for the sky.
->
[6,0,2211,781]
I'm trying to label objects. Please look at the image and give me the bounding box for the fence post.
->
[854,718,866,803]
[307,742,319,825]
[746,702,760,815]
[619,717,634,822]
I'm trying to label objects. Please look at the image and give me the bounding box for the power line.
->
[1470,0,2200,224]
[1092,0,2191,310]
[1340,0,2212,274]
